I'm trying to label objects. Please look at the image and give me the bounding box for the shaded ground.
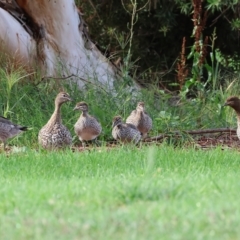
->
[183,131,239,150]
[144,128,240,150]
[72,128,239,152]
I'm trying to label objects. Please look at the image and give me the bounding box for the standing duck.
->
[74,101,102,147]
[224,96,240,140]
[38,92,72,149]
[126,102,152,139]
[0,116,27,150]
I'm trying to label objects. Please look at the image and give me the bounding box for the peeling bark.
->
[0,7,36,69]
[0,0,118,89]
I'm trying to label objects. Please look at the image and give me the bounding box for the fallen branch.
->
[146,128,236,142]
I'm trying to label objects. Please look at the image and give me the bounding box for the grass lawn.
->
[0,145,240,240]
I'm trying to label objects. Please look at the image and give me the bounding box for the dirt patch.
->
[72,129,240,152]
[189,132,239,150]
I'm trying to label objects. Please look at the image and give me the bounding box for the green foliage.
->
[206,0,239,12]
[181,21,239,96]
[0,68,31,117]
[76,0,240,89]
[182,29,223,96]
[231,18,240,30]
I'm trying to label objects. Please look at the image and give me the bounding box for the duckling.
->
[112,116,141,144]
[126,102,152,139]
[74,101,102,147]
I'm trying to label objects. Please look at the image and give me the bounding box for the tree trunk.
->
[0,0,118,89]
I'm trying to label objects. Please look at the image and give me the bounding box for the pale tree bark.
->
[0,0,119,89]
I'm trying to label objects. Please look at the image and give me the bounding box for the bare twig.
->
[121,0,150,67]
[86,0,100,19]
[41,74,75,81]
[39,74,108,93]
[209,7,229,27]
[181,128,236,135]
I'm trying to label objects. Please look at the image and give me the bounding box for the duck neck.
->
[81,110,88,117]
[136,108,143,116]
[237,113,240,127]
[50,102,62,124]
[113,119,122,128]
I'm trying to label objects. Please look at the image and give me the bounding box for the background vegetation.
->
[0,1,239,147]
[0,61,237,148]
[76,0,240,93]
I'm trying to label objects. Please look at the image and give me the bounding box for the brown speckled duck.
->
[0,116,27,150]
[224,96,240,140]
[74,101,102,147]
[112,116,141,144]
[126,102,152,139]
[38,92,72,149]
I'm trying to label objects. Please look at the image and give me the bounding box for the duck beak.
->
[222,102,228,107]
[73,106,78,111]
[112,121,116,128]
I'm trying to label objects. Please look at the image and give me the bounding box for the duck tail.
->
[20,126,28,131]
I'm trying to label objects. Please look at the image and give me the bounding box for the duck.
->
[126,101,152,139]
[112,116,141,144]
[38,92,72,149]
[224,96,240,140]
[0,116,28,150]
[74,101,102,147]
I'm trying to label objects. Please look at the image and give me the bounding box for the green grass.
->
[0,146,240,239]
